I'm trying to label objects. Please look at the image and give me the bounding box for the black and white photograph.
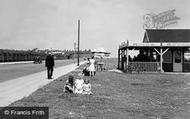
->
[0,0,190,118]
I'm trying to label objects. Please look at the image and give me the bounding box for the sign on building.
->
[143,9,180,29]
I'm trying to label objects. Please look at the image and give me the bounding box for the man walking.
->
[45,53,54,79]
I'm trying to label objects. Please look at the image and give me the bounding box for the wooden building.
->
[118,29,190,72]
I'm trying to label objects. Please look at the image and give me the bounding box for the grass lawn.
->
[10,58,190,119]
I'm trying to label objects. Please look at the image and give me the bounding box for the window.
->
[163,50,172,63]
[174,50,181,63]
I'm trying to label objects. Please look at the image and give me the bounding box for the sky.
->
[0,0,190,57]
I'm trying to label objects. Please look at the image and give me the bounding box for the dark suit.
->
[45,54,54,79]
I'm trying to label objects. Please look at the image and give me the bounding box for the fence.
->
[124,62,159,73]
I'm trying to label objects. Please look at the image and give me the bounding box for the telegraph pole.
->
[74,42,77,60]
[77,20,80,66]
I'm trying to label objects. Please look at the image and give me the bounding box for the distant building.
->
[92,48,111,59]
[51,50,65,55]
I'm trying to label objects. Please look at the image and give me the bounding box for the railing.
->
[124,62,159,73]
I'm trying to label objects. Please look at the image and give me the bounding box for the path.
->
[0,61,86,106]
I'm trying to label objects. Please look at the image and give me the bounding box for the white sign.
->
[184,53,190,61]
[143,9,180,29]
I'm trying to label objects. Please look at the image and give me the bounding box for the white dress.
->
[74,79,84,94]
[82,83,92,95]
[88,59,96,72]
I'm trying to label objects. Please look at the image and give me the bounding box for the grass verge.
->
[9,58,190,119]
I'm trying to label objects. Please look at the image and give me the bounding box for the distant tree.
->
[31,48,39,52]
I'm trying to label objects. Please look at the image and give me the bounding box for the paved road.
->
[0,61,86,106]
[0,60,76,83]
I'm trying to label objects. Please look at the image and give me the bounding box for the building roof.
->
[92,48,110,54]
[143,29,190,43]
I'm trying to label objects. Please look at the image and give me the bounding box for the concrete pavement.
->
[0,61,86,106]
[0,61,33,65]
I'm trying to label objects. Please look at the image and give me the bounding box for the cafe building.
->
[118,29,190,72]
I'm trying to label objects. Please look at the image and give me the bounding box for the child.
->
[83,67,90,76]
[82,78,92,95]
[74,73,84,94]
[64,75,75,93]
[89,56,96,77]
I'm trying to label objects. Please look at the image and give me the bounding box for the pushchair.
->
[82,68,90,76]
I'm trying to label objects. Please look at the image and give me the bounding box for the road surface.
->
[0,61,86,106]
[0,60,76,82]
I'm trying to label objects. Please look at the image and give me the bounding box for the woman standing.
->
[88,56,96,77]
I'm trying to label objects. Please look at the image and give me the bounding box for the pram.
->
[82,68,90,76]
